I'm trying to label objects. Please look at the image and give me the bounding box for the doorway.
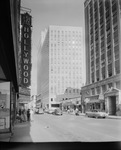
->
[108,96,116,115]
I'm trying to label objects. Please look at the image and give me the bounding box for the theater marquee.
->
[21,13,32,87]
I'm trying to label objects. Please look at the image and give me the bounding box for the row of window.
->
[50,34,81,38]
[50,30,81,34]
[91,81,120,96]
[91,60,120,83]
[89,1,118,29]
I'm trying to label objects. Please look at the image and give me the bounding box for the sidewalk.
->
[0,121,32,142]
[106,115,121,119]
[0,132,12,142]
[10,121,32,142]
[63,111,121,119]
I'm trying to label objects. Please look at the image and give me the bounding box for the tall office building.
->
[82,0,121,115]
[37,26,83,109]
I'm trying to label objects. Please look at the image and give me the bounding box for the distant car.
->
[44,109,49,113]
[36,109,44,114]
[48,109,55,114]
[35,108,39,114]
[53,108,63,115]
[85,110,108,118]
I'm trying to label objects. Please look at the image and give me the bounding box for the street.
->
[10,113,121,142]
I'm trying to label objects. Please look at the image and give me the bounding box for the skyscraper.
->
[37,26,83,109]
[82,0,121,115]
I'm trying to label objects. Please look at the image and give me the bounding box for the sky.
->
[21,0,85,95]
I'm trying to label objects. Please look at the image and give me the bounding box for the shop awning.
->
[87,99,100,103]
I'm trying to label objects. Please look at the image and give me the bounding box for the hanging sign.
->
[21,13,32,87]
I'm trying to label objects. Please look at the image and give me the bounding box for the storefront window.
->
[0,81,10,133]
[10,83,16,132]
[91,88,95,95]
[116,81,120,89]
[102,85,106,93]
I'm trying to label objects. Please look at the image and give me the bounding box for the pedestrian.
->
[19,109,23,122]
[24,109,27,121]
[16,112,22,123]
[21,109,24,122]
[30,109,34,121]
[75,108,79,115]
[27,109,30,121]
[23,109,26,122]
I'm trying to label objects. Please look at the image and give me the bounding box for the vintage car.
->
[52,108,63,115]
[48,109,55,114]
[85,110,108,118]
[36,108,44,114]
[44,109,49,113]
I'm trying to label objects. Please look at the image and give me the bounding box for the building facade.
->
[37,26,84,109]
[82,0,121,115]
[56,87,82,111]
[0,0,20,136]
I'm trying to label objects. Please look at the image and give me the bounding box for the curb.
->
[106,116,121,119]
[63,112,121,119]
[0,132,12,142]
[63,112,85,116]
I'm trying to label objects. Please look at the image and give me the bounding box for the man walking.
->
[27,109,30,121]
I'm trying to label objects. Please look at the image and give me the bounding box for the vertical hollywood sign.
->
[21,13,32,87]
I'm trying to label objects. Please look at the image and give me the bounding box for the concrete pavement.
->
[0,112,121,142]
[0,132,12,142]
[10,121,32,142]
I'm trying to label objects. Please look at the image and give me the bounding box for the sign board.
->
[19,94,30,103]
[21,13,32,87]
[19,87,30,96]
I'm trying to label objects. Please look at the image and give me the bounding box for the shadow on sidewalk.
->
[10,121,33,142]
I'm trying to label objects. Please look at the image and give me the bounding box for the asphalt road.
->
[27,113,121,142]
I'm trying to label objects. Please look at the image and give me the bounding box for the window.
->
[102,67,105,79]
[115,60,120,74]
[113,15,118,25]
[116,81,120,89]
[91,72,95,83]
[102,85,106,93]
[114,45,119,60]
[96,70,99,81]
[112,2,117,13]
[101,53,105,61]
[91,88,95,95]
[108,63,112,77]
[96,86,100,94]
[108,83,112,89]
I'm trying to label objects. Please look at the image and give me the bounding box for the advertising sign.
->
[0,82,10,133]
[21,13,32,87]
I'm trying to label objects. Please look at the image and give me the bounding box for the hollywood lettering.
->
[21,13,32,87]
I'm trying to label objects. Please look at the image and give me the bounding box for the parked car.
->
[85,110,108,118]
[48,109,55,114]
[53,108,63,115]
[35,108,39,114]
[44,109,49,113]
[36,108,44,114]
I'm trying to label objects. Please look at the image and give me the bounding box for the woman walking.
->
[27,109,30,121]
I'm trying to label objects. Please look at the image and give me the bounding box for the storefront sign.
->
[19,87,30,96]
[0,82,10,132]
[21,13,32,87]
